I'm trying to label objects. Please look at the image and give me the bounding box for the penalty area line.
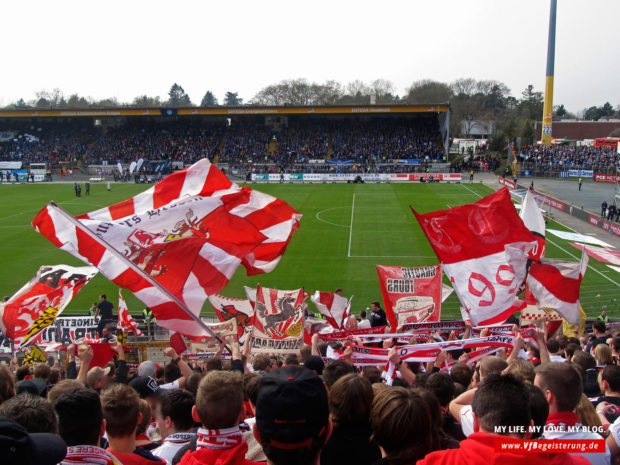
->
[347,193,356,258]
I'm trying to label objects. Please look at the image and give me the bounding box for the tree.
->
[132,95,163,107]
[223,92,243,106]
[167,83,192,107]
[34,88,66,108]
[519,84,543,121]
[404,80,453,103]
[554,104,567,118]
[521,119,535,145]
[66,94,91,108]
[200,91,218,106]
[370,79,398,103]
[96,97,119,108]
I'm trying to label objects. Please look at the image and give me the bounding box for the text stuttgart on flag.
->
[412,188,538,326]
[32,159,302,338]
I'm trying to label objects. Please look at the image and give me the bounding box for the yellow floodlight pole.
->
[541,0,557,145]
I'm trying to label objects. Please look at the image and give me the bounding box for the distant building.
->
[535,120,620,141]
[460,120,495,139]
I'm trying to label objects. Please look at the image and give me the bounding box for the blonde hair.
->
[576,394,602,428]
[595,344,613,366]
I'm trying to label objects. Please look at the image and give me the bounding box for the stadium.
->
[1,1,620,464]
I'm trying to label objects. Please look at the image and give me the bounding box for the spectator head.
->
[328,374,373,429]
[0,364,15,405]
[371,302,381,312]
[594,344,612,366]
[136,399,152,438]
[185,372,204,398]
[284,354,300,367]
[322,360,356,389]
[244,373,262,410]
[156,389,195,439]
[426,373,455,408]
[600,365,620,395]
[472,373,531,437]
[54,388,104,447]
[449,362,473,388]
[48,368,61,386]
[253,354,272,373]
[299,344,312,363]
[101,383,141,439]
[47,379,83,406]
[163,362,182,384]
[335,288,342,296]
[414,388,443,443]
[572,350,596,371]
[255,366,330,465]
[206,357,223,372]
[565,343,580,360]
[535,362,583,413]
[612,337,620,356]
[86,366,112,390]
[508,359,536,384]
[524,383,548,439]
[99,294,107,302]
[129,376,161,403]
[0,394,58,434]
[360,310,367,319]
[0,417,67,465]
[303,356,325,376]
[371,387,436,463]
[15,380,39,396]
[576,394,603,429]
[33,363,50,381]
[478,355,508,379]
[194,370,243,429]
[15,366,31,381]
[547,339,560,354]
[137,360,157,378]
[361,366,382,385]
[593,320,606,336]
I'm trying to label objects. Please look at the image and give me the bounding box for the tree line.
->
[3,79,619,145]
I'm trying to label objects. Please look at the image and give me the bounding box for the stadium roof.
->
[0,104,449,119]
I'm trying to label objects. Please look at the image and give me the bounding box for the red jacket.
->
[107,449,164,465]
[416,432,591,465]
[178,442,261,465]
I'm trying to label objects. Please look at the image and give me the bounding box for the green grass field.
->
[0,181,618,320]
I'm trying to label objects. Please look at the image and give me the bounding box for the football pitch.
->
[0,181,618,320]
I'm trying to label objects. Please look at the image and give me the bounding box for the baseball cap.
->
[0,417,67,465]
[137,360,157,377]
[86,366,112,388]
[255,366,329,449]
[129,376,161,399]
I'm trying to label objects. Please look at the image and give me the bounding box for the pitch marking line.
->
[347,193,356,258]
[315,206,349,228]
[461,184,620,287]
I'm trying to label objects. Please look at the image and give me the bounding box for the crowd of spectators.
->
[519,144,619,172]
[0,118,444,175]
[2,315,620,465]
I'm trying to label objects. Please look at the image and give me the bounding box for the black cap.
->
[129,376,160,399]
[0,417,67,465]
[256,366,328,449]
[15,380,39,396]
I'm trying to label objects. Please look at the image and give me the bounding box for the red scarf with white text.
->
[196,426,243,450]
[61,445,121,465]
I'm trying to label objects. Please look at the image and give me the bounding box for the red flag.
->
[0,265,98,348]
[32,159,301,338]
[117,289,143,336]
[376,265,442,329]
[310,291,352,329]
[526,250,588,324]
[519,190,546,260]
[169,332,188,355]
[412,188,537,326]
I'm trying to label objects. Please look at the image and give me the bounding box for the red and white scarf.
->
[545,411,582,429]
[61,445,121,465]
[196,426,243,450]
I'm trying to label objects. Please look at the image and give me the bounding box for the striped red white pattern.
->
[117,289,143,336]
[310,290,351,329]
[526,249,588,325]
[412,188,537,326]
[32,159,301,338]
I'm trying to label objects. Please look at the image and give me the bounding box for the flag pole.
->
[47,202,229,351]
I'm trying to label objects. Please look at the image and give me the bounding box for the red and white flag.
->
[520,190,546,260]
[32,159,301,338]
[0,265,97,348]
[251,285,305,354]
[376,265,442,328]
[117,289,143,336]
[412,188,537,326]
[526,250,588,324]
[208,293,254,346]
[310,291,352,330]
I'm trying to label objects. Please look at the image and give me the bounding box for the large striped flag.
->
[412,188,538,326]
[32,159,302,338]
[117,289,143,336]
[310,291,352,329]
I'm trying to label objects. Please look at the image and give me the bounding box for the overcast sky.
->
[1,0,618,113]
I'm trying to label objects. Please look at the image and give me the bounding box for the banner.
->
[0,265,98,348]
[568,169,593,177]
[251,285,305,353]
[595,174,620,183]
[376,265,442,329]
[37,316,98,344]
[498,177,517,189]
[569,243,620,266]
[208,294,254,346]
[317,326,387,341]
